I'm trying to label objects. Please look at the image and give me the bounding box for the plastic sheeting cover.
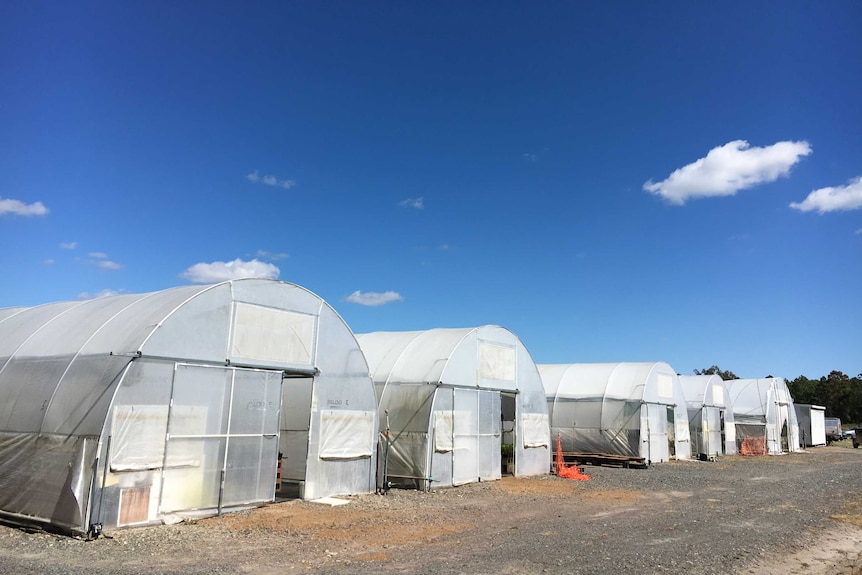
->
[359,326,550,484]
[0,279,379,533]
[540,362,691,462]
[110,405,170,471]
[318,410,375,459]
[231,303,315,366]
[521,413,550,448]
[478,342,516,382]
[434,411,454,452]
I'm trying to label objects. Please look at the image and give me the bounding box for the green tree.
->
[694,365,739,380]
[786,371,862,425]
[820,371,852,422]
[787,375,819,406]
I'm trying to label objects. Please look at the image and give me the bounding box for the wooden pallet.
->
[561,451,648,469]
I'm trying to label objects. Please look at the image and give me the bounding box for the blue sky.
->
[1,2,860,380]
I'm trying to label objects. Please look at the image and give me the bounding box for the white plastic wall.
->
[678,375,737,457]
[358,326,551,490]
[725,378,802,455]
[540,362,691,463]
[0,279,377,535]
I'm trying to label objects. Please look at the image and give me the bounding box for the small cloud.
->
[85,252,123,270]
[643,140,812,205]
[255,249,289,261]
[77,289,124,300]
[59,242,78,250]
[44,259,54,265]
[345,290,404,307]
[247,170,295,189]
[439,244,450,250]
[790,176,862,214]
[94,260,123,270]
[728,233,751,241]
[0,197,49,216]
[399,197,424,210]
[523,152,537,163]
[855,228,862,235]
[180,258,280,283]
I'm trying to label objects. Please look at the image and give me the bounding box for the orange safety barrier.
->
[740,436,767,456]
[554,434,591,481]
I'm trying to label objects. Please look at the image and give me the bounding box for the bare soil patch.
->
[2,447,862,575]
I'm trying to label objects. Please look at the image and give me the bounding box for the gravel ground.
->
[2,446,862,575]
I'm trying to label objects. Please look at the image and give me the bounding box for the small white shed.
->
[795,404,827,447]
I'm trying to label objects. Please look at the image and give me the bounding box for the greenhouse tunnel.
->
[725,378,801,455]
[678,374,737,458]
[356,326,550,491]
[539,362,692,464]
[0,279,378,535]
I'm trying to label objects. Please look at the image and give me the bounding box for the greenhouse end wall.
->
[360,326,551,492]
[540,362,692,464]
[0,279,378,535]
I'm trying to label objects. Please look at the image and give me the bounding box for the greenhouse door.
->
[452,389,501,485]
[278,376,313,492]
[159,364,282,514]
[642,403,669,463]
[453,389,479,486]
[666,407,676,458]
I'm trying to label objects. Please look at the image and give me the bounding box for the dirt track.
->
[2,446,862,574]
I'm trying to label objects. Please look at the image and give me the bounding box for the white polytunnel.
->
[539,362,692,464]
[677,375,737,458]
[0,279,378,535]
[356,326,551,491]
[725,378,802,455]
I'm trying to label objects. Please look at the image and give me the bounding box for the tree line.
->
[694,365,862,427]
[786,371,862,426]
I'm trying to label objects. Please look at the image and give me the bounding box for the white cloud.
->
[78,289,124,300]
[255,249,289,261]
[60,242,78,250]
[789,176,862,214]
[856,228,862,235]
[0,198,49,216]
[44,259,54,265]
[643,140,812,205]
[399,197,424,210]
[94,260,123,270]
[247,170,295,190]
[523,152,537,163]
[180,258,280,283]
[85,252,123,270]
[345,290,404,307]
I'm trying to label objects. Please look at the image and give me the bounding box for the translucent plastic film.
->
[521,413,550,448]
[318,410,375,459]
